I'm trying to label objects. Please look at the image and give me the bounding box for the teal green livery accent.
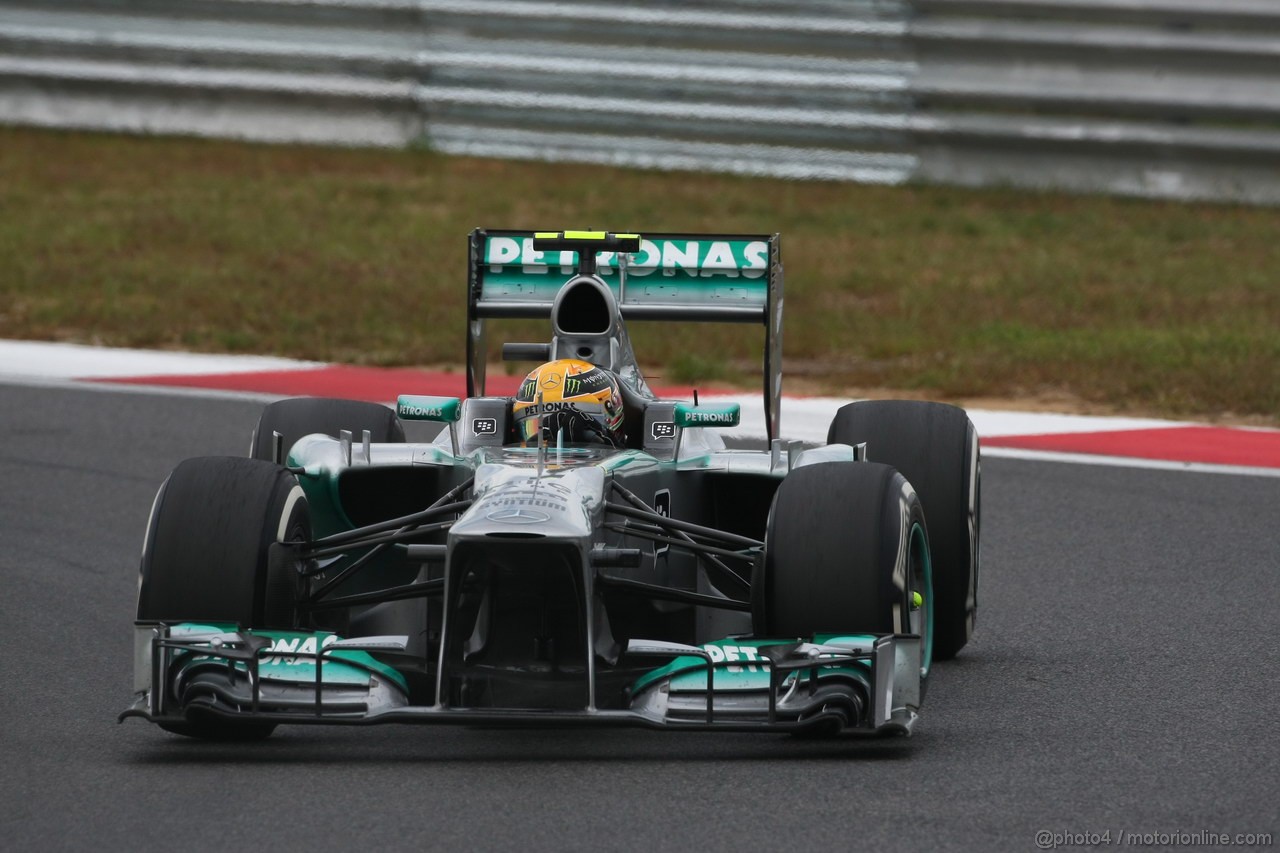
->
[169,624,409,693]
[286,447,355,540]
[397,395,461,423]
[480,234,770,306]
[629,635,879,696]
[295,474,344,538]
[597,449,660,472]
[482,270,766,305]
[673,401,741,429]
[483,236,768,279]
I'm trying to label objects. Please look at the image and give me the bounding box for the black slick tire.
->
[828,400,979,660]
[757,462,932,677]
[137,456,311,740]
[138,456,308,629]
[250,397,405,463]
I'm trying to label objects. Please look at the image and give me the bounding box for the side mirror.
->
[673,401,741,429]
[396,395,461,423]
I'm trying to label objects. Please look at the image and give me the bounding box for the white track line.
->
[2,340,1276,477]
[699,394,1185,444]
[981,446,1280,478]
[0,339,321,379]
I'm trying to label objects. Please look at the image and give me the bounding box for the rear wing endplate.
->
[466,228,785,441]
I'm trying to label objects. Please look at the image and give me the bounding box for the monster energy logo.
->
[563,371,609,397]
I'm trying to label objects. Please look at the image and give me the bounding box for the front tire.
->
[757,462,932,686]
[138,456,308,628]
[138,456,312,740]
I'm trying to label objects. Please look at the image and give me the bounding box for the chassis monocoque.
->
[123,229,980,741]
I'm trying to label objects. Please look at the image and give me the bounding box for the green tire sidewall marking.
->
[913,521,934,680]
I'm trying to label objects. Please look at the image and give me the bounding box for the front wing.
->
[120,624,923,736]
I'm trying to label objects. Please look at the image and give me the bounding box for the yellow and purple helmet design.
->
[512,359,625,447]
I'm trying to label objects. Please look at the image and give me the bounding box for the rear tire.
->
[757,462,932,687]
[250,397,405,463]
[828,401,979,660]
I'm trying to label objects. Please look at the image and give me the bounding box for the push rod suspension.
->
[607,483,751,595]
[306,475,474,550]
[304,520,456,562]
[603,522,757,562]
[303,477,473,603]
[304,577,444,611]
[596,574,752,612]
[606,485,763,549]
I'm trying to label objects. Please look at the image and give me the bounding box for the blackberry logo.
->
[473,417,498,436]
[651,421,676,440]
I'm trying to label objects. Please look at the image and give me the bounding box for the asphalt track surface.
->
[2,381,1276,852]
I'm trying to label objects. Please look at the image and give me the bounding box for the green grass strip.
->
[3,126,1277,423]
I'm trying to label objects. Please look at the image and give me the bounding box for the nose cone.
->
[450,463,605,541]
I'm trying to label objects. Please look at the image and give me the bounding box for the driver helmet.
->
[512,359,625,447]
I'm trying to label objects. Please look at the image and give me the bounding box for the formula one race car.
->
[122,229,980,740]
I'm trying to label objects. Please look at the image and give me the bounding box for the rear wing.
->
[466,228,785,440]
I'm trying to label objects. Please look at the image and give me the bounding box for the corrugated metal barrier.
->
[1,0,1277,203]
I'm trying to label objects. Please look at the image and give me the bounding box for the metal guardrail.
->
[910,0,1280,203]
[1,0,1277,203]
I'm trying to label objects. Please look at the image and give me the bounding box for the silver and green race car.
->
[122,229,980,740]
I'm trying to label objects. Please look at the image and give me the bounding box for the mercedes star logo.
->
[486,507,551,524]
